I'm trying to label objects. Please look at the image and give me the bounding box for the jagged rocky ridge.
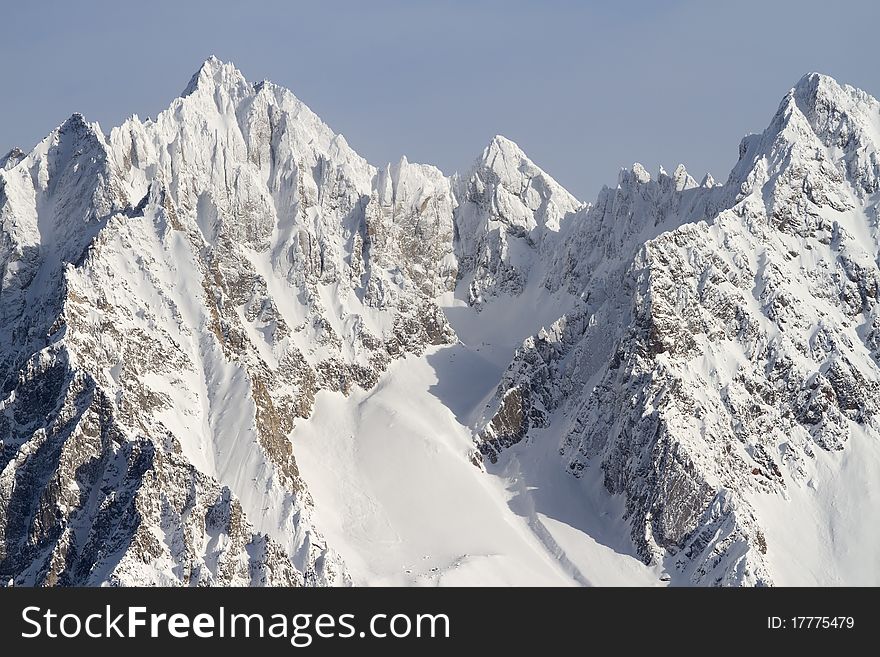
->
[477,73,880,585]
[0,59,455,585]
[1,59,878,585]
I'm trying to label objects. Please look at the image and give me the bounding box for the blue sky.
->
[2,0,879,199]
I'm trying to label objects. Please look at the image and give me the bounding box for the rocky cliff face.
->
[2,61,879,586]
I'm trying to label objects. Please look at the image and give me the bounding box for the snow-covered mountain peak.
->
[621,163,697,193]
[670,163,698,191]
[60,111,91,128]
[726,70,880,217]
[471,134,581,210]
[787,71,880,145]
[481,134,528,163]
[789,73,880,188]
[615,162,671,193]
[451,135,584,307]
[0,57,461,586]
[699,172,717,188]
[791,71,874,115]
[621,162,651,185]
[0,147,25,171]
[181,55,250,100]
[1,108,121,250]
[17,111,107,161]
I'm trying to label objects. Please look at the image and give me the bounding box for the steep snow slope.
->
[294,344,659,586]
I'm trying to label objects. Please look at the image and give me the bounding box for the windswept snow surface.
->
[294,340,659,587]
[749,424,880,586]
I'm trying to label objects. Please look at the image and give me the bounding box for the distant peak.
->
[630,163,651,184]
[471,135,524,174]
[786,71,872,121]
[182,56,249,98]
[1,146,26,170]
[672,163,697,191]
[790,71,841,108]
[489,134,520,149]
[467,134,581,209]
[58,112,100,139]
[196,54,227,78]
[64,112,89,127]
[483,134,527,160]
[793,71,834,94]
[617,162,696,191]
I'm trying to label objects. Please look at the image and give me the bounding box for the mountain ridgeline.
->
[2,58,879,586]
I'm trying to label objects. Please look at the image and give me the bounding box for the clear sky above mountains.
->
[2,0,878,200]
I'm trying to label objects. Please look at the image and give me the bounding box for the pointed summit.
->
[60,112,90,131]
[618,162,651,187]
[481,134,529,164]
[728,72,880,195]
[792,71,839,100]
[202,54,224,70]
[54,112,104,150]
[672,163,697,191]
[181,55,250,99]
[1,147,26,170]
[790,71,850,117]
[470,134,581,211]
[786,71,879,137]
